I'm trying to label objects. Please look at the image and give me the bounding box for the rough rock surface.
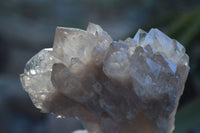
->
[20,23,190,133]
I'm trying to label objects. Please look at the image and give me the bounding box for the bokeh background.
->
[0,0,200,133]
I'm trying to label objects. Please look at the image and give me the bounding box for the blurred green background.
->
[0,0,199,133]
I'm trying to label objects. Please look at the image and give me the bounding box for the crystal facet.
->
[20,23,190,133]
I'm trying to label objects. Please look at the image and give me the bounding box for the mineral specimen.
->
[20,23,190,133]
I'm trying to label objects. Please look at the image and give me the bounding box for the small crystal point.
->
[133,28,147,43]
[20,23,190,133]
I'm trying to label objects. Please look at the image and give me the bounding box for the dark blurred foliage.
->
[0,0,199,133]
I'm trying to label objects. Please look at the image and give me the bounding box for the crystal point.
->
[20,23,190,133]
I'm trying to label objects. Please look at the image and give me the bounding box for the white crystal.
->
[72,130,88,133]
[20,48,60,111]
[20,23,190,133]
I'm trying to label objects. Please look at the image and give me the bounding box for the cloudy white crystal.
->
[20,48,60,111]
[20,23,190,133]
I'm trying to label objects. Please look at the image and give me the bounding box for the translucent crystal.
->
[20,48,60,111]
[20,23,190,133]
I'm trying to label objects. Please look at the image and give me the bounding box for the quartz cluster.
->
[20,23,190,133]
